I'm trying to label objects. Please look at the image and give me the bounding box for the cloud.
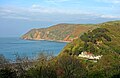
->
[45,0,72,5]
[0,6,88,21]
[100,15,120,19]
[46,0,70,3]
[0,5,120,23]
[2,16,29,20]
[31,4,41,8]
[96,0,120,4]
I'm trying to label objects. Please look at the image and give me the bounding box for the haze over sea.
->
[0,37,66,61]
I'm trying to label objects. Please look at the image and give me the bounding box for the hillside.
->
[61,20,120,55]
[1,21,120,78]
[59,20,120,78]
[21,24,96,42]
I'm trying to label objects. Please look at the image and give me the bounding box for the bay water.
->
[0,37,67,61]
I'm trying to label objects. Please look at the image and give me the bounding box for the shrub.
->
[0,54,9,64]
[56,54,87,78]
[88,52,120,78]
[0,67,17,78]
[26,52,57,78]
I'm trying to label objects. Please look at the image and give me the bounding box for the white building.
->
[78,52,102,60]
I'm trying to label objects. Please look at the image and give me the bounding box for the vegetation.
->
[62,21,120,55]
[79,28,111,54]
[0,53,87,78]
[88,52,120,78]
[21,24,95,41]
[0,52,119,78]
[60,20,120,77]
[0,54,9,64]
[0,20,120,78]
[56,54,87,78]
[0,67,17,78]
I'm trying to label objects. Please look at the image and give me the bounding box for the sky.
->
[0,0,120,37]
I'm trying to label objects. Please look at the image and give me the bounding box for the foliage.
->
[88,52,120,78]
[27,64,57,78]
[99,21,120,54]
[26,52,57,78]
[62,28,112,55]
[22,24,95,41]
[0,51,119,78]
[0,67,17,78]
[62,20,120,55]
[60,21,120,78]
[56,54,87,78]
[1,20,120,78]
[80,28,111,45]
[0,54,9,64]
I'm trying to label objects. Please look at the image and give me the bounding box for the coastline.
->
[21,38,70,43]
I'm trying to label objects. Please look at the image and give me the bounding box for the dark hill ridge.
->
[21,24,96,42]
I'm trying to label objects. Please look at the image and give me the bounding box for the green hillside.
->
[99,21,120,54]
[21,24,96,42]
[59,20,120,78]
[0,21,120,78]
[61,20,120,55]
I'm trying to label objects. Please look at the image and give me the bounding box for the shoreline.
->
[21,38,71,43]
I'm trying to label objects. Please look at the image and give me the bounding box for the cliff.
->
[21,24,96,42]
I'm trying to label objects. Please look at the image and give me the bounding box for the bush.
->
[88,52,120,78]
[56,54,87,78]
[0,54,9,64]
[0,67,17,78]
[26,52,57,78]
[27,65,57,78]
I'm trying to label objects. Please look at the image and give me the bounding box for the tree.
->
[0,54,9,64]
[88,52,120,78]
[80,28,111,52]
[80,33,89,51]
[26,52,57,78]
[0,67,17,78]
[56,54,87,78]
[72,45,81,55]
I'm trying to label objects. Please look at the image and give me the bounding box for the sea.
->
[0,37,67,61]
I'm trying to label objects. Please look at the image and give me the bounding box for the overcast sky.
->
[0,0,120,37]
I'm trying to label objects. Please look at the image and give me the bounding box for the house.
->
[78,52,102,60]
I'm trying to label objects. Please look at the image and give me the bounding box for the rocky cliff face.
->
[21,24,96,42]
